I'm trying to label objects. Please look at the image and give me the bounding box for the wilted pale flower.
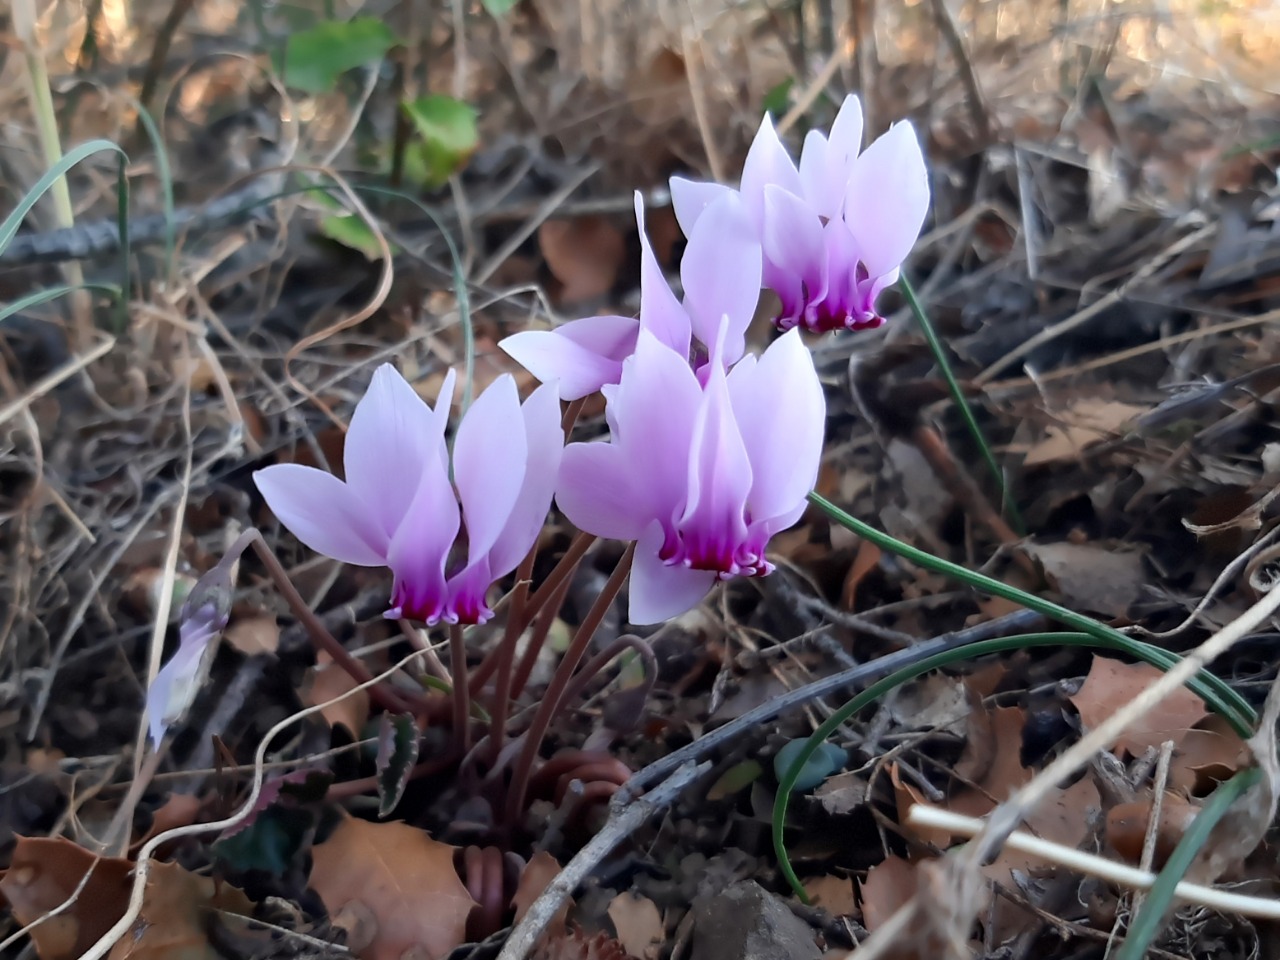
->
[556,319,825,624]
[254,364,563,625]
[670,95,930,334]
[146,579,232,747]
[499,192,762,400]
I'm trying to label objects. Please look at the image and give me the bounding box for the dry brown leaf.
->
[224,615,279,655]
[511,850,569,934]
[606,892,662,960]
[1106,792,1201,867]
[1168,713,1252,793]
[303,653,370,736]
[802,875,856,916]
[1070,656,1208,758]
[309,817,475,960]
[1022,541,1147,619]
[130,794,203,853]
[1023,399,1148,466]
[955,705,1026,796]
[107,861,253,960]
[539,217,625,304]
[0,837,133,960]
[859,855,917,932]
[840,540,882,611]
[531,925,636,960]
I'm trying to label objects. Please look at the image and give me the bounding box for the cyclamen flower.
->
[670,94,930,334]
[146,597,229,747]
[556,319,825,624]
[254,364,563,625]
[499,192,762,400]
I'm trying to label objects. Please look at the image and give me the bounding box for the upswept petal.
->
[452,375,528,566]
[824,94,865,200]
[739,114,803,225]
[797,129,831,214]
[845,120,930,278]
[680,194,761,364]
[676,323,752,571]
[635,192,692,358]
[612,331,703,524]
[727,327,825,523]
[556,442,649,541]
[762,185,828,307]
[669,177,733,238]
[499,318,635,401]
[254,464,387,565]
[344,364,446,539]
[386,454,460,623]
[627,522,717,625]
[485,381,565,578]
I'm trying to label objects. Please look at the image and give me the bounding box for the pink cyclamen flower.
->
[556,319,825,624]
[670,94,930,334]
[254,364,563,626]
[498,191,762,400]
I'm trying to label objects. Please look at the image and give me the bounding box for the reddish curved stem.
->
[504,544,634,827]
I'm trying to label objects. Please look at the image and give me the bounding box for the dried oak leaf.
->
[803,875,856,916]
[108,861,253,960]
[1022,541,1147,619]
[1022,399,1148,466]
[1069,656,1208,758]
[304,653,370,737]
[607,892,663,960]
[531,925,636,960]
[0,836,132,960]
[309,817,476,960]
[859,855,917,933]
[511,850,569,934]
[538,217,625,304]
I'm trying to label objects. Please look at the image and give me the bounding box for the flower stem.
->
[239,529,421,715]
[510,572,574,701]
[484,549,536,764]
[504,543,635,828]
[515,531,596,634]
[449,622,471,753]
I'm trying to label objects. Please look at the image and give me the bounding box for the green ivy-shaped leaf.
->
[402,95,479,188]
[376,712,420,817]
[481,0,521,15]
[282,16,396,94]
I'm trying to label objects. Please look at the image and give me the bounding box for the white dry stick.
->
[969,580,1280,865]
[907,806,1280,920]
[974,223,1215,384]
[852,579,1280,958]
[495,760,709,960]
[76,649,430,960]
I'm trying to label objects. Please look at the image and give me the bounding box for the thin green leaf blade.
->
[0,140,128,254]
[0,283,120,324]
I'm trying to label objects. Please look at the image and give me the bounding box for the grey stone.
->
[690,881,821,960]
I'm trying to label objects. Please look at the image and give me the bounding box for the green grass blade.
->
[1115,767,1263,960]
[0,139,128,254]
[0,283,121,324]
[125,99,175,278]
[807,491,1254,730]
[900,275,1022,532]
[772,631,1254,902]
